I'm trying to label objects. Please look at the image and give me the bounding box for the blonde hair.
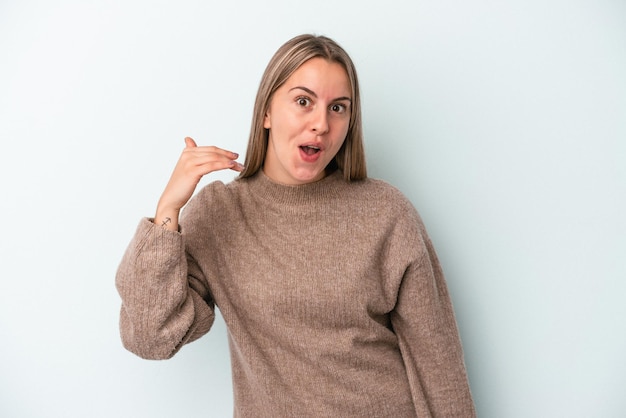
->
[238,34,366,181]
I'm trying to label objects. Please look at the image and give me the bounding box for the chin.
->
[292,167,325,184]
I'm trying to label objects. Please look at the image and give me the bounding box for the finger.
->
[230,162,245,172]
[184,136,197,148]
[189,160,241,177]
[186,151,239,167]
[188,147,240,162]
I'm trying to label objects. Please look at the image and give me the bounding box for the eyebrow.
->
[289,86,352,103]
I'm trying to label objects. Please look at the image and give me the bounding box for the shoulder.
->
[180,179,243,225]
[351,177,419,215]
[191,177,248,206]
[186,180,226,209]
[356,178,430,241]
[358,177,410,201]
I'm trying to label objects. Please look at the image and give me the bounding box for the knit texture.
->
[116,170,476,417]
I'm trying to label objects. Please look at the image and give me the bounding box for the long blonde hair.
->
[238,34,366,181]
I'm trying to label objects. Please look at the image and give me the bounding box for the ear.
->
[263,110,271,129]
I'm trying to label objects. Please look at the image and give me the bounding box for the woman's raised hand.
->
[155,137,244,230]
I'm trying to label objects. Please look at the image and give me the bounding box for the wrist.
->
[154,207,180,232]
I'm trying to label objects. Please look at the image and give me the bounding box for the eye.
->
[296,96,312,107]
[330,103,348,114]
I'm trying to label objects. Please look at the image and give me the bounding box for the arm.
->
[154,137,244,232]
[389,208,476,417]
[115,137,244,359]
[115,218,215,359]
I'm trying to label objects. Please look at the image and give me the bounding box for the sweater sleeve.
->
[389,205,476,417]
[115,218,215,360]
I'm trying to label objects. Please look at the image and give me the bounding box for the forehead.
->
[283,57,351,97]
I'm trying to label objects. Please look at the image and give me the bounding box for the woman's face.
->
[263,57,351,185]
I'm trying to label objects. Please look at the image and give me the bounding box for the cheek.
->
[330,133,348,156]
[334,125,350,154]
[278,117,304,139]
[336,120,350,143]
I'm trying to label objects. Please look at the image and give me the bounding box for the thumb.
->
[184,136,197,148]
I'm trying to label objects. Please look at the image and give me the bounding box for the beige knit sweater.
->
[116,170,475,417]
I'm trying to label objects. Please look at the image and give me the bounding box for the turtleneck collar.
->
[243,169,347,206]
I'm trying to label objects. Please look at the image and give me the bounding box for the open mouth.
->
[300,145,321,156]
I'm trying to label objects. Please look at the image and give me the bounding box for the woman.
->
[116,34,476,417]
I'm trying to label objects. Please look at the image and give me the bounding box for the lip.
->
[298,142,325,163]
[298,141,326,151]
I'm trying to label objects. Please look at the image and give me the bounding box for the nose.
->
[310,107,329,135]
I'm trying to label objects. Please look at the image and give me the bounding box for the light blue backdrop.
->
[1,0,624,417]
